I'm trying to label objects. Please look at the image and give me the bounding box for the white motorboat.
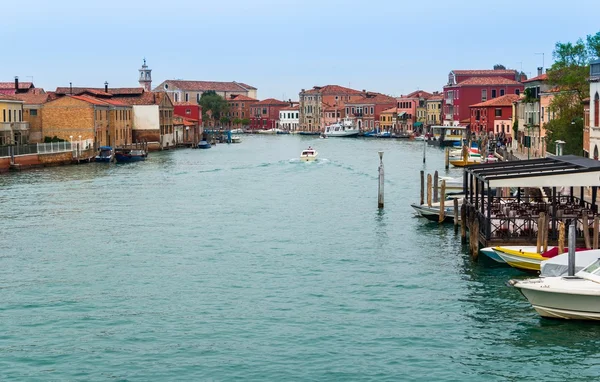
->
[510,258,600,320]
[230,128,244,134]
[324,119,359,137]
[257,128,277,134]
[300,147,318,162]
[540,250,600,277]
[411,195,464,223]
[231,135,242,143]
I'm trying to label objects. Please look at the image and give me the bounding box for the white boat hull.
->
[515,280,600,320]
[326,130,359,137]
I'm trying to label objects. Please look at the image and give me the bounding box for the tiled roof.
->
[0,94,23,101]
[70,95,111,106]
[236,82,257,90]
[280,105,299,111]
[118,92,172,106]
[55,87,144,96]
[254,98,289,106]
[156,80,255,93]
[381,107,403,114]
[523,73,548,83]
[427,95,444,101]
[452,69,517,76]
[469,94,520,108]
[346,93,396,105]
[303,85,363,95]
[404,90,433,99]
[102,98,129,107]
[228,94,257,101]
[12,91,50,104]
[453,77,522,87]
[0,82,33,90]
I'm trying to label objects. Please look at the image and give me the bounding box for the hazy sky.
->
[3,0,599,100]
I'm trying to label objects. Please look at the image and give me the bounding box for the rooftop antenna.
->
[535,52,545,71]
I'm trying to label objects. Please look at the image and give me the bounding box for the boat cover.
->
[540,250,600,277]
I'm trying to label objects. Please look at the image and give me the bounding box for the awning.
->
[413,122,423,127]
[465,155,600,188]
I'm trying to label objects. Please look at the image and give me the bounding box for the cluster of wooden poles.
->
[419,170,450,223]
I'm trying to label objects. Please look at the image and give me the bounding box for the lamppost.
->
[527,124,531,160]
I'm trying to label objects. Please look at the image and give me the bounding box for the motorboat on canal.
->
[492,246,591,272]
[509,257,600,320]
[95,146,114,162]
[300,147,318,162]
[114,148,147,163]
[197,140,212,149]
[324,118,359,137]
[231,136,242,143]
[411,195,464,223]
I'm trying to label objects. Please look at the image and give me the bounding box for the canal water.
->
[2,135,600,381]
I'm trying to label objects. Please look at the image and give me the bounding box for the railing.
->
[37,141,73,154]
[0,122,29,132]
[0,144,38,157]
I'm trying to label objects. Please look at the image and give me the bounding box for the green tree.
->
[220,116,230,127]
[544,31,600,155]
[241,118,250,127]
[199,91,229,127]
[232,117,242,126]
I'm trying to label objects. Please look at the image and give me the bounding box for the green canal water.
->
[2,135,600,381]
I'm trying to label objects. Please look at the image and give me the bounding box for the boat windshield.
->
[578,258,600,283]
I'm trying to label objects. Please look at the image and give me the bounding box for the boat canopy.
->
[465,155,600,188]
[99,146,112,150]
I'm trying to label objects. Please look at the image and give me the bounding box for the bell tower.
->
[139,58,152,91]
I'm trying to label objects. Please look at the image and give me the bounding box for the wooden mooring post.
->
[445,147,450,170]
[433,171,439,203]
[453,197,459,233]
[536,212,545,254]
[427,173,432,207]
[420,170,424,205]
[558,221,565,255]
[460,203,467,244]
[594,216,599,250]
[471,215,479,261]
[378,152,384,209]
[543,213,549,253]
[439,180,446,223]
[583,210,591,249]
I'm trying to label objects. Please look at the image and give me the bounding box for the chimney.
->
[14,76,19,91]
[69,82,73,95]
[537,67,543,76]
[104,81,109,93]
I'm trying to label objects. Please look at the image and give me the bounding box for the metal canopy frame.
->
[465,155,600,188]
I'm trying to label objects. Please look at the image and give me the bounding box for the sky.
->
[3,0,600,100]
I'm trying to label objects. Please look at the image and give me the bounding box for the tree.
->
[493,64,506,70]
[232,118,242,126]
[241,118,250,127]
[220,116,230,127]
[199,91,229,127]
[544,31,600,155]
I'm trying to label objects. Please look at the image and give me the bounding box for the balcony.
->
[445,98,454,105]
[0,122,29,132]
[444,113,454,120]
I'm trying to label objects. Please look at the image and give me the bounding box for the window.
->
[2,109,5,122]
[481,90,487,102]
[370,107,374,114]
[475,110,480,121]
[197,94,200,102]
[491,89,497,98]
[185,93,189,102]
[8,109,12,122]
[515,89,520,95]
[186,108,191,115]
[495,108,502,117]
[262,108,267,115]
[500,89,505,96]
[19,110,22,121]
[30,109,38,116]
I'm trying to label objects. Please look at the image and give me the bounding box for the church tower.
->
[139,58,152,91]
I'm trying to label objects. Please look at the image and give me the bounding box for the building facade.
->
[226,94,258,127]
[443,69,524,125]
[469,94,519,136]
[587,59,600,159]
[426,93,443,126]
[0,94,28,145]
[345,93,396,131]
[278,105,299,131]
[13,90,50,143]
[249,99,290,130]
[298,85,365,132]
[154,80,257,103]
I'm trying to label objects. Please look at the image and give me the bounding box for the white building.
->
[278,105,299,131]
[589,59,600,159]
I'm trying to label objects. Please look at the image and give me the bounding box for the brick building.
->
[469,94,519,135]
[345,93,396,131]
[226,94,258,128]
[443,69,524,125]
[299,85,365,132]
[13,89,50,143]
[250,99,289,130]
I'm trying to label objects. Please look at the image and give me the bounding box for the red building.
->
[443,69,524,125]
[250,99,289,130]
[469,94,519,135]
[227,94,258,128]
[345,93,396,131]
[173,101,201,124]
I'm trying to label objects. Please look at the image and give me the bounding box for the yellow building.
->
[0,94,29,145]
[379,107,405,133]
[426,94,443,126]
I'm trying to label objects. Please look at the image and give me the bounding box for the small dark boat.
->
[197,140,212,149]
[114,148,147,163]
[95,146,113,162]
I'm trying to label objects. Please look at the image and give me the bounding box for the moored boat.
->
[197,140,212,149]
[509,258,600,320]
[114,148,147,163]
[324,119,359,137]
[231,136,242,143]
[95,146,114,162]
